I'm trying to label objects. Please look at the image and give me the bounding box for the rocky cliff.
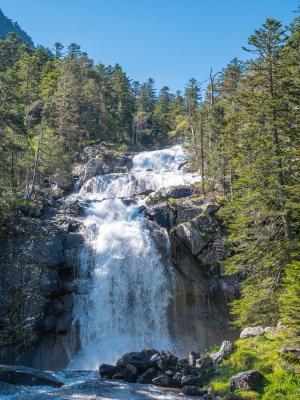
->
[0,196,84,369]
[144,187,238,352]
[0,145,239,370]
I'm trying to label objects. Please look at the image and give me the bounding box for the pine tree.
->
[153,86,173,144]
[218,18,299,328]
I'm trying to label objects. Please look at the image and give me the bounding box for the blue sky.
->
[1,0,298,92]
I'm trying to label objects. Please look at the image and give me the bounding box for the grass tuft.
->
[208,333,300,400]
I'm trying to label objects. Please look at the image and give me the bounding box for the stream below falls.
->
[2,145,203,399]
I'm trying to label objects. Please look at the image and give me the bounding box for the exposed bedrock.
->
[0,146,239,370]
[0,197,83,370]
[145,186,239,352]
[72,144,136,186]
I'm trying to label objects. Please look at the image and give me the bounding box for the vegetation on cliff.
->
[0,6,299,397]
[179,16,300,398]
[0,8,33,46]
[209,332,299,400]
[181,17,299,345]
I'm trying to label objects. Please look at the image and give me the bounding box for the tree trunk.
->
[27,122,44,200]
[200,122,205,194]
[10,150,15,189]
[268,56,290,239]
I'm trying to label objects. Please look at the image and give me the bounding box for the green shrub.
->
[208,334,300,400]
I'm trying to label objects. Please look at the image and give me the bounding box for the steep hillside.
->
[0,8,33,46]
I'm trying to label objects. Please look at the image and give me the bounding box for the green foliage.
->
[279,261,300,340]
[0,9,33,46]
[0,35,173,221]
[185,16,300,334]
[209,334,300,400]
[0,11,298,372]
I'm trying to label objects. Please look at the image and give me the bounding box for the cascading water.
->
[69,145,200,370]
[5,146,210,399]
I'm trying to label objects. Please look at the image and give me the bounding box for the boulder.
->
[211,341,235,363]
[145,204,176,229]
[240,326,264,339]
[112,371,126,381]
[195,355,214,370]
[124,359,153,372]
[126,363,138,376]
[229,370,264,392]
[174,219,213,255]
[182,386,208,396]
[176,203,203,224]
[63,201,83,216]
[151,373,171,387]
[166,186,196,199]
[154,351,178,371]
[181,374,202,387]
[0,364,63,387]
[83,158,103,182]
[136,367,158,384]
[188,351,200,366]
[116,349,157,369]
[176,357,189,372]
[264,326,275,334]
[178,365,203,377]
[145,186,197,206]
[72,145,135,184]
[20,203,43,218]
[99,364,119,379]
[150,353,161,362]
[171,372,183,388]
[197,235,230,269]
[111,365,137,382]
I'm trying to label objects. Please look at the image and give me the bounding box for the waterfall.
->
[69,145,200,370]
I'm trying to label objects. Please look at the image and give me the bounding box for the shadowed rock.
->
[99,364,119,379]
[182,386,208,396]
[0,364,63,387]
[152,373,171,387]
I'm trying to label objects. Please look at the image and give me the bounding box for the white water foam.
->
[69,145,200,369]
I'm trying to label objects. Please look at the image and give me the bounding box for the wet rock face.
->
[0,364,63,387]
[0,198,83,370]
[145,189,231,274]
[145,188,239,352]
[72,144,135,186]
[182,386,208,396]
[174,218,214,255]
[99,349,216,393]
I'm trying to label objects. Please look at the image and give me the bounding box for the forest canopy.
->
[0,12,299,344]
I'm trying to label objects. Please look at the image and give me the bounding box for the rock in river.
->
[0,364,63,387]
